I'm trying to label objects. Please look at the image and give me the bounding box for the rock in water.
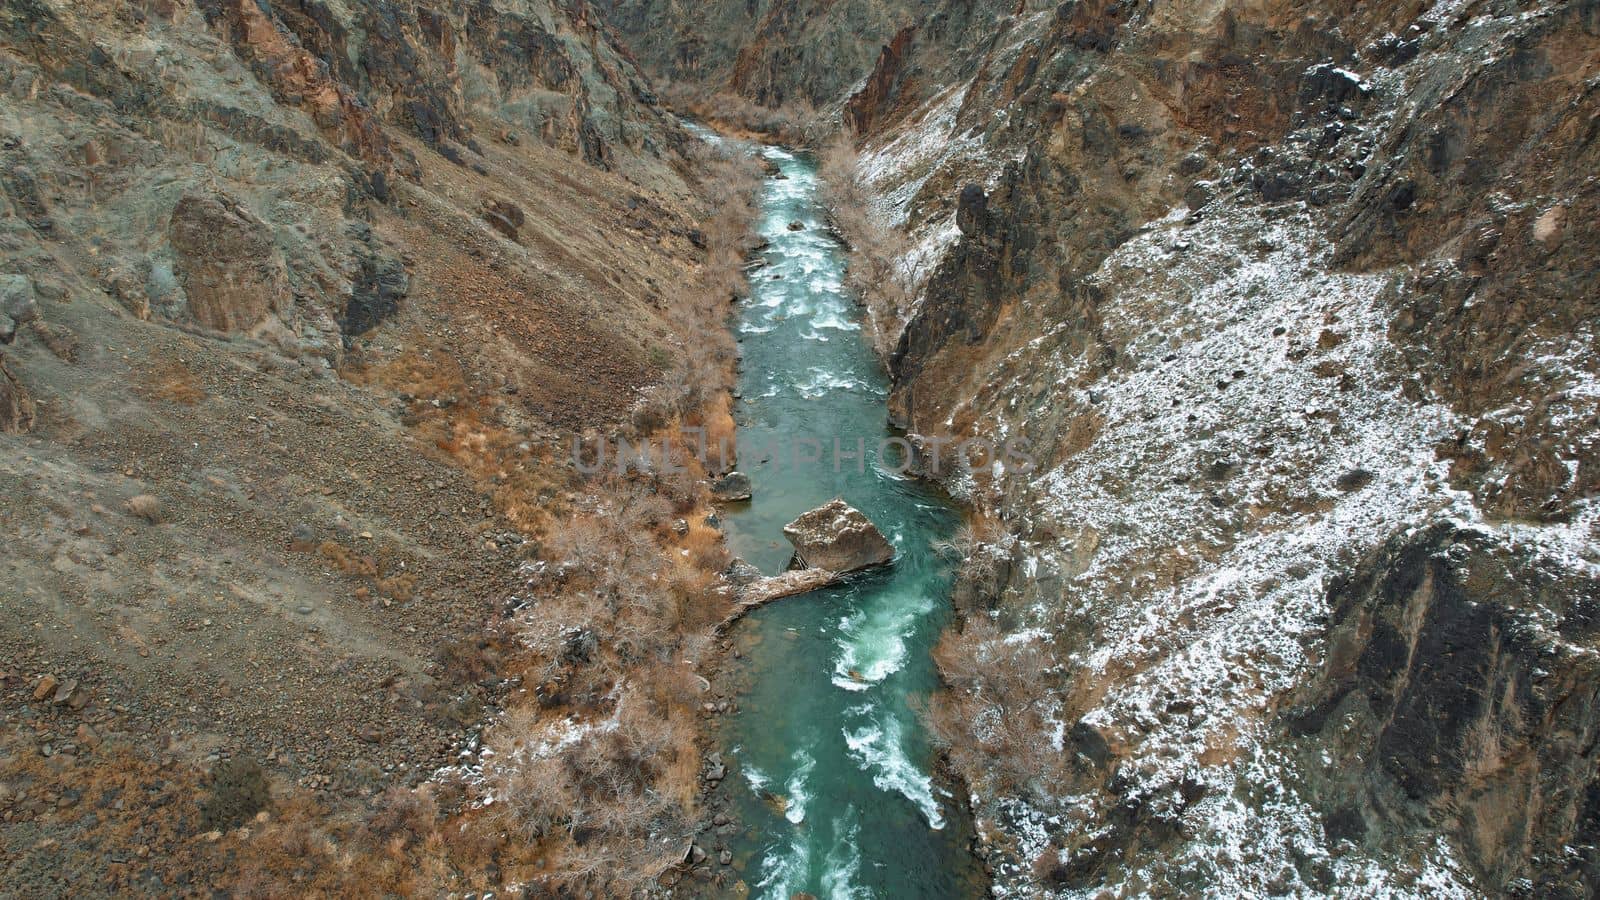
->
[782,499,894,573]
[710,471,752,502]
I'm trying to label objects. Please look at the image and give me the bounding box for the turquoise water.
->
[712,143,984,898]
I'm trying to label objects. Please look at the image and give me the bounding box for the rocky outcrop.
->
[0,275,38,344]
[167,190,292,334]
[596,0,946,110]
[844,25,916,136]
[710,470,752,501]
[782,499,894,573]
[1291,521,1600,897]
[0,354,33,433]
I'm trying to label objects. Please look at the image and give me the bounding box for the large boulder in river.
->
[782,499,894,573]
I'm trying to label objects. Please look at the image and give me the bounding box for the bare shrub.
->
[934,519,1011,612]
[927,618,1069,794]
[123,493,165,523]
[200,756,270,829]
[364,785,439,846]
[819,130,922,361]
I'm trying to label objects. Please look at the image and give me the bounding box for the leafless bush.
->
[934,520,1011,612]
[928,617,1069,795]
[819,131,922,361]
[363,786,439,846]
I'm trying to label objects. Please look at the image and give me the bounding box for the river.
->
[706,137,985,898]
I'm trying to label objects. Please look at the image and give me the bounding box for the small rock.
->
[1336,469,1375,492]
[672,518,690,537]
[31,675,58,701]
[713,812,730,826]
[786,221,804,231]
[719,850,733,866]
[689,844,707,864]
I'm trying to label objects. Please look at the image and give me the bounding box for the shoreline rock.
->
[710,471,752,502]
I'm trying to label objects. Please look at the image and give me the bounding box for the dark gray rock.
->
[710,471,752,502]
[0,275,38,329]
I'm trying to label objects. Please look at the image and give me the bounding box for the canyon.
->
[0,0,1595,898]
[603,0,1600,897]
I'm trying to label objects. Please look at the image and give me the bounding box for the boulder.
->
[168,190,291,333]
[711,471,752,502]
[481,197,525,240]
[0,275,38,332]
[782,499,894,574]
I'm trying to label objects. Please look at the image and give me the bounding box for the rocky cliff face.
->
[0,0,739,894]
[594,0,937,109]
[599,0,1600,895]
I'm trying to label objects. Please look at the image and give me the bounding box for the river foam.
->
[843,711,946,829]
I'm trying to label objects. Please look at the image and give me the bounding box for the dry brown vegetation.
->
[122,493,164,524]
[818,130,922,362]
[927,616,1070,797]
[188,141,758,895]
[630,139,760,468]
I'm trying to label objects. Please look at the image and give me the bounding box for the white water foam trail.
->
[796,366,876,399]
[812,308,862,331]
[784,746,817,825]
[755,833,812,900]
[820,814,870,900]
[830,588,933,690]
[742,763,770,794]
[843,711,946,829]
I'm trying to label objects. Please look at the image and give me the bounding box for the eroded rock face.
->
[1294,522,1600,895]
[0,355,35,434]
[168,190,292,334]
[782,499,894,573]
